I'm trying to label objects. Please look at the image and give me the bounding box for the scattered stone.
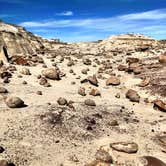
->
[39,77,48,86]
[84,99,96,106]
[0,146,4,153]
[83,58,92,65]
[118,64,127,71]
[36,91,42,95]
[42,64,47,68]
[106,76,120,86]
[0,87,8,93]
[88,75,98,86]
[81,69,88,75]
[17,75,22,78]
[159,52,166,63]
[78,87,86,96]
[139,77,151,87]
[109,120,119,126]
[141,156,166,166]
[71,81,76,85]
[110,142,138,153]
[126,89,140,102]
[37,74,41,79]
[3,77,9,83]
[57,97,67,105]
[5,96,25,108]
[126,57,139,64]
[95,149,113,163]
[115,93,120,98]
[42,68,60,80]
[89,89,101,96]
[67,60,74,67]
[69,69,74,73]
[20,67,31,75]
[22,80,27,84]
[153,100,166,112]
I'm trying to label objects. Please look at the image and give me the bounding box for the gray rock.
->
[84,99,96,106]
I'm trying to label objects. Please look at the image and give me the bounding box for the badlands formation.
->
[0,21,166,166]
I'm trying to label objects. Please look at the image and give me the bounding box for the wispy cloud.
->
[56,11,73,16]
[0,0,24,4]
[120,9,166,20]
[19,8,166,41]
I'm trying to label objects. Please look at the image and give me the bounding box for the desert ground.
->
[0,21,166,166]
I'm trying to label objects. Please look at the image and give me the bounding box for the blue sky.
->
[0,0,166,42]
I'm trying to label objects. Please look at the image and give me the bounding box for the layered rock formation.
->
[0,21,63,62]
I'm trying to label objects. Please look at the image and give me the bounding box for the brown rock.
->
[81,69,88,75]
[106,76,120,86]
[95,149,113,163]
[83,58,92,65]
[78,87,86,96]
[36,91,42,95]
[142,156,166,166]
[159,52,166,63]
[57,97,67,105]
[5,96,25,108]
[0,87,8,93]
[85,99,96,106]
[118,64,127,71]
[67,60,74,67]
[126,57,139,64]
[0,146,4,153]
[88,75,98,86]
[110,142,138,153]
[126,89,140,102]
[139,77,151,87]
[42,68,60,80]
[39,77,48,86]
[153,100,166,112]
[89,89,101,96]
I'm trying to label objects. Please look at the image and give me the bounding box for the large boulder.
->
[141,156,166,166]
[159,52,166,63]
[153,100,166,112]
[42,68,60,80]
[126,89,140,102]
[5,96,25,108]
[110,142,138,153]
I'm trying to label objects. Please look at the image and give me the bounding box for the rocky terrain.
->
[0,21,166,166]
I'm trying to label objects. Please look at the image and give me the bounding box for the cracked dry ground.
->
[0,50,166,166]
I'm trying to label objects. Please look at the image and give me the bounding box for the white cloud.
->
[56,11,73,16]
[120,9,166,20]
[19,8,166,41]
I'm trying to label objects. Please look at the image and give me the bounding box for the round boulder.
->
[84,99,96,106]
[5,96,25,108]
[42,68,60,80]
[126,89,140,102]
